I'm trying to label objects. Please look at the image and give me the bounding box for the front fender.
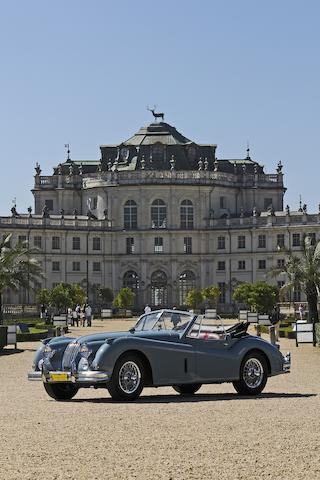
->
[91,337,154,376]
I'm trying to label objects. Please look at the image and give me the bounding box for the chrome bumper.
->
[27,370,109,383]
[282,352,291,373]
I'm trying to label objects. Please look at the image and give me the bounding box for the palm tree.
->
[0,233,43,324]
[270,235,320,322]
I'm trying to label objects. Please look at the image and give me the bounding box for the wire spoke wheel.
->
[118,361,141,394]
[243,358,264,389]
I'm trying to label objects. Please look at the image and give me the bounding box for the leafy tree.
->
[233,281,277,315]
[68,284,86,307]
[50,283,86,312]
[50,284,72,313]
[113,287,135,310]
[0,233,42,323]
[36,288,51,307]
[185,288,203,310]
[270,235,320,322]
[97,286,114,307]
[202,285,220,308]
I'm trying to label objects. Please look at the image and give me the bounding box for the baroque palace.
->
[1,117,320,311]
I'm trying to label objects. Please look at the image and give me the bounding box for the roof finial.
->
[64,143,71,161]
[246,140,250,159]
[298,194,303,212]
[146,105,164,122]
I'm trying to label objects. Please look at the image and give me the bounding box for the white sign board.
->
[205,309,217,319]
[247,312,258,324]
[239,310,248,322]
[296,322,314,346]
[7,325,17,348]
[258,315,271,326]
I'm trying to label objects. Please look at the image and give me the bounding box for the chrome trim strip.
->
[28,369,109,383]
[27,371,42,381]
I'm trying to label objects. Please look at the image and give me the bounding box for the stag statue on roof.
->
[147,105,164,122]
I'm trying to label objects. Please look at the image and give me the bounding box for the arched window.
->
[151,270,168,306]
[180,200,194,229]
[123,271,140,291]
[124,200,137,229]
[179,270,196,305]
[151,199,167,228]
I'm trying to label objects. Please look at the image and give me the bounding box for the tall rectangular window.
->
[217,236,226,250]
[124,200,138,229]
[52,236,60,250]
[72,237,81,250]
[183,237,192,254]
[258,235,266,248]
[238,260,246,270]
[18,235,27,244]
[258,259,266,270]
[277,234,285,248]
[238,236,246,249]
[154,237,163,253]
[34,236,42,249]
[277,259,285,268]
[72,261,80,272]
[219,196,226,209]
[52,261,60,272]
[126,237,135,254]
[45,199,53,211]
[92,237,101,251]
[292,233,301,247]
[218,282,226,303]
[217,261,225,271]
[93,262,101,272]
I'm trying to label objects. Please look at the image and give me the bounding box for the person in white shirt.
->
[144,305,151,314]
[85,304,93,327]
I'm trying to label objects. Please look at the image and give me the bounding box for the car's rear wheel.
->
[173,383,202,395]
[107,354,145,401]
[43,382,78,401]
[233,352,268,395]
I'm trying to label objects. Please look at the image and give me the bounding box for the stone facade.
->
[1,120,318,311]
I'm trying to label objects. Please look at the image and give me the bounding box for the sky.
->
[0,0,319,215]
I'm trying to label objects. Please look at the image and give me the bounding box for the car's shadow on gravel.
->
[70,392,316,404]
[0,347,37,356]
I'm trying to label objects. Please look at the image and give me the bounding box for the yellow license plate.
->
[50,373,68,382]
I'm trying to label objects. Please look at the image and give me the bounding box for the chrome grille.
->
[62,342,81,369]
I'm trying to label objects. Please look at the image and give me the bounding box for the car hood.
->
[76,329,181,345]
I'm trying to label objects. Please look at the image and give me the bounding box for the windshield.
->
[134,310,194,332]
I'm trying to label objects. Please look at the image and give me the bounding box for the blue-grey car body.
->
[28,310,290,397]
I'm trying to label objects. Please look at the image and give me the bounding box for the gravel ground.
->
[1,319,320,480]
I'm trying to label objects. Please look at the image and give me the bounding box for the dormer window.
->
[187,145,197,161]
[120,147,129,161]
[152,143,164,160]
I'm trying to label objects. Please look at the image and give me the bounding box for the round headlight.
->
[43,345,55,359]
[38,358,44,370]
[80,343,91,358]
[78,357,89,371]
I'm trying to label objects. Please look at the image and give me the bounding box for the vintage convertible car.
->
[28,309,291,401]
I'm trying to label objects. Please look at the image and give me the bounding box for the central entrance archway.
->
[151,270,168,307]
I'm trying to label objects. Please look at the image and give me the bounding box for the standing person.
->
[298,304,304,321]
[271,305,281,341]
[81,304,86,327]
[75,304,81,326]
[144,304,151,314]
[72,307,78,327]
[85,304,92,327]
[40,303,46,319]
[67,306,72,326]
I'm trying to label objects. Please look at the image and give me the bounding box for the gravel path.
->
[1,319,320,480]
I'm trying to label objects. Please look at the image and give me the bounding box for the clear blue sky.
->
[0,0,319,215]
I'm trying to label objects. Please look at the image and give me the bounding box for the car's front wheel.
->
[107,354,145,401]
[173,383,202,395]
[233,352,268,395]
[43,382,78,401]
